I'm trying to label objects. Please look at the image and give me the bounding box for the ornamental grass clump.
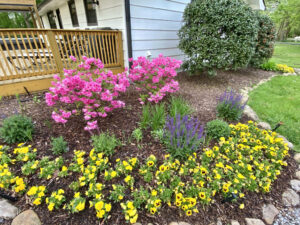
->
[164,114,204,159]
[45,56,130,132]
[217,90,246,121]
[129,54,182,104]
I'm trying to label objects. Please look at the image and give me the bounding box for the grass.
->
[248,76,300,152]
[271,43,300,68]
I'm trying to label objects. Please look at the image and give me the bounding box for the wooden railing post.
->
[117,31,124,69]
[47,30,64,76]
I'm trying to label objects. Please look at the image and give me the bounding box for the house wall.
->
[129,0,190,61]
[38,0,128,67]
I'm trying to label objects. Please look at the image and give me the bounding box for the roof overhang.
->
[0,0,36,12]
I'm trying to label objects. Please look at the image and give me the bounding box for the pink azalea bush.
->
[45,56,130,131]
[129,54,182,104]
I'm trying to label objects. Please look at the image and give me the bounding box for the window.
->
[84,0,98,26]
[56,9,63,29]
[68,0,79,27]
[47,11,57,29]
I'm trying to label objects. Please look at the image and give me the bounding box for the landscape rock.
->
[257,122,271,130]
[179,222,191,225]
[133,223,142,225]
[11,210,41,225]
[277,135,294,150]
[217,218,222,225]
[262,204,279,224]
[282,188,300,206]
[243,105,259,121]
[294,68,300,74]
[0,198,19,219]
[169,222,179,225]
[290,179,300,192]
[294,153,300,163]
[231,220,240,225]
[295,171,300,180]
[245,218,265,225]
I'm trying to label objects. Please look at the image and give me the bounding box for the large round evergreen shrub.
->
[250,13,276,67]
[178,0,259,75]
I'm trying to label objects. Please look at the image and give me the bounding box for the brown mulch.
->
[0,68,298,225]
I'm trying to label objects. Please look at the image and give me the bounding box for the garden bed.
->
[0,68,297,225]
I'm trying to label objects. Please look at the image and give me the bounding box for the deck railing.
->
[0,29,124,81]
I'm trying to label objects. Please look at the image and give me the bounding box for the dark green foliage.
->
[206,119,231,140]
[250,13,276,67]
[91,132,120,156]
[50,136,68,155]
[260,61,278,71]
[0,115,34,144]
[178,0,259,75]
[169,96,193,118]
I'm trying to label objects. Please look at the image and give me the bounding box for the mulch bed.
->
[0,68,297,225]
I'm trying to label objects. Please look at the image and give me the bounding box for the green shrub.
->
[178,0,258,75]
[169,96,193,118]
[250,13,276,67]
[91,132,119,156]
[50,136,68,155]
[206,119,231,140]
[140,103,166,131]
[260,61,278,71]
[0,115,34,144]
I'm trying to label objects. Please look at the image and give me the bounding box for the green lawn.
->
[271,43,300,68]
[248,76,300,152]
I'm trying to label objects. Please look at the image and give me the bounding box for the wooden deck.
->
[0,29,124,96]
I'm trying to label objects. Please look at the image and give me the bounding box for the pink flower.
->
[45,56,130,131]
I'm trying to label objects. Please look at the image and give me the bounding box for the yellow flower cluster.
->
[276,64,294,73]
[46,189,66,211]
[68,192,86,213]
[121,201,138,224]
[0,121,290,224]
[27,186,46,205]
[94,200,111,219]
[13,143,37,162]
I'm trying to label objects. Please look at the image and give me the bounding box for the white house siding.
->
[38,0,128,67]
[129,0,190,61]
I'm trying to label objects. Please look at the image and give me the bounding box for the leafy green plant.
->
[206,119,231,140]
[151,129,164,141]
[169,96,193,118]
[140,104,151,129]
[260,61,278,71]
[91,132,120,156]
[132,128,143,143]
[50,136,68,155]
[178,0,259,75]
[140,103,166,131]
[0,115,34,144]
